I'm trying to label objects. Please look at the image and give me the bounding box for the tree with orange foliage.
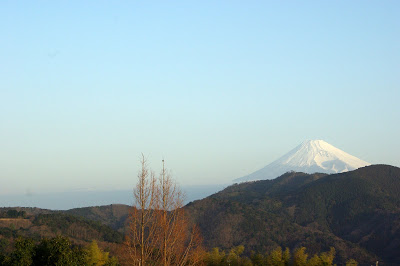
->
[126,155,159,265]
[157,160,204,266]
[126,156,204,266]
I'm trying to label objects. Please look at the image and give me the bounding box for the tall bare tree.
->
[157,159,195,266]
[126,155,159,265]
[126,156,204,266]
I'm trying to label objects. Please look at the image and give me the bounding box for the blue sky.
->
[1,1,399,195]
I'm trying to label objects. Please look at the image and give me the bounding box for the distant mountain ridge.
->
[235,140,370,182]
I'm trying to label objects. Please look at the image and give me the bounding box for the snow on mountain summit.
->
[235,140,371,182]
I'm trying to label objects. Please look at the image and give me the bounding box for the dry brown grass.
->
[0,218,32,229]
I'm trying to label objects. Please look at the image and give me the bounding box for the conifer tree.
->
[319,247,335,266]
[293,247,308,266]
[346,258,358,266]
[86,240,109,266]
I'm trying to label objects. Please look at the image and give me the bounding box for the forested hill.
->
[185,164,400,264]
[1,165,399,264]
[64,204,130,233]
[0,207,124,258]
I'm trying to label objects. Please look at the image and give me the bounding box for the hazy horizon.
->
[0,184,228,210]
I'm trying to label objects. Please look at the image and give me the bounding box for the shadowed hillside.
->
[65,204,131,233]
[186,165,400,264]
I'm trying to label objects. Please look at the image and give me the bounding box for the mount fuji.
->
[235,140,371,182]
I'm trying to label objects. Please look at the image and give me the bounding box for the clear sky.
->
[1,1,399,195]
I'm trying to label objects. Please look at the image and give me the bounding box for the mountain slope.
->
[65,204,130,233]
[0,208,124,256]
[3,165,398,264]
[235,140,370,182]
[187,165,400,264]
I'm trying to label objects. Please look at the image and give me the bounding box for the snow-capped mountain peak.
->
[235,140,371,182]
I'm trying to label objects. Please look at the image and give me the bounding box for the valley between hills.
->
[1,164,399,265]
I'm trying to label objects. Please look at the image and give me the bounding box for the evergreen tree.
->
[346,258,358,266]
[33,236,82,265]
[86,240,108,266]
[282,247,290,265]
[307,254,322,266]
[293,247,308,266]
[7,238,35,266]
[319,247,335,266]
[266,246,284,266]
[206,248,225,266]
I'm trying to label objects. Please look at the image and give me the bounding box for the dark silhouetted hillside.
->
[185,165,400,264]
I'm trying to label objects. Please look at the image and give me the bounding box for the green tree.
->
[282,247,290,265]
[226,245,245,265]
[86,240,108,265]
[293,247,308,266]
[346,258,358,266]
[307,255,322,266]
[206,248,225,266]
[86,240,118,266]
[0,238,9,253]
[8,237,35,266]
[319,247,335,266]
[33,235,84,266]
[265,246,290,266]
[250,252,266,266]
[241,257,254,266]
[105,256,119,266]
[6,210,19,218]
[266,246,283,266]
